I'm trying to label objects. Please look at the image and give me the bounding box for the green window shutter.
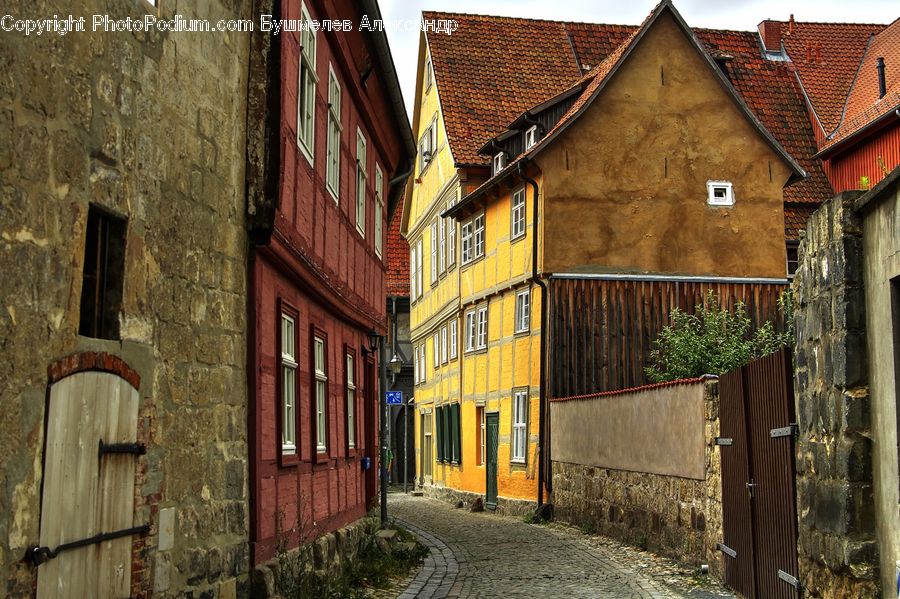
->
[443,406,451,462]
[436,407,444,462]
[453,403,461,464]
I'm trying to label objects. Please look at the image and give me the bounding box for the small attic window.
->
[525,126,538,150]
[707,181,734,207]
[493,152,506,175]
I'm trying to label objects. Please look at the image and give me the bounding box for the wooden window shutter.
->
[452,403,461,464]
[435,406,444,462]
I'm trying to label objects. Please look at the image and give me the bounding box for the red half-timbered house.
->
[245,0,414,565]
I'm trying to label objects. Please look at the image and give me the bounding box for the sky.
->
[379,0,899,119]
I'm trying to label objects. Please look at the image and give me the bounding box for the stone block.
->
[158,507,176,551]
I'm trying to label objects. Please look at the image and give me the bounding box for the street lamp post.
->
[368,329,403,528]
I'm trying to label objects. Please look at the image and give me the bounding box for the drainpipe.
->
[517,160,549,510]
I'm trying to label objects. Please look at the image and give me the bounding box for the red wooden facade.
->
[823,121,900,193]
[248,0,412,565]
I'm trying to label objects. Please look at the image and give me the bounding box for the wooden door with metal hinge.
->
[33,371,146,599]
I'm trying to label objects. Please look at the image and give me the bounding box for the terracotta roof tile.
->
[385,197,409,296]
[784,204,819,240]
[822,17,900,150]
[779,21,885,132]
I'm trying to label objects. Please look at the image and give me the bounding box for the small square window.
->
[707,180,734,206]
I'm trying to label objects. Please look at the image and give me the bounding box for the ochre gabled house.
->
[403,0,808,511]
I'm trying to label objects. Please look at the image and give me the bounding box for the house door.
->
[35,370,144,599]
[485,413,499,509]
[364,356,377,509]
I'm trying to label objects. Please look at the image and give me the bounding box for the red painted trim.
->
[47,351,141,390]
[548,375,716,403]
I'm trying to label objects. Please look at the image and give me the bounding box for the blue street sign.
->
[386,391,403,405]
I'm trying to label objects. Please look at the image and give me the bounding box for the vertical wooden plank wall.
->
[548,278,788,397]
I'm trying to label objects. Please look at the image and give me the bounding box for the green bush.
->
[645,290,793,383]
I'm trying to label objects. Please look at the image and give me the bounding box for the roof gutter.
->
[517,159,550,513]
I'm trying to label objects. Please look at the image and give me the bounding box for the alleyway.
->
[386,493,734,599]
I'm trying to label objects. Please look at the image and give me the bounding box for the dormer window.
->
[525,126,539,150]
[493,152,506,175]
[707,180,734,206]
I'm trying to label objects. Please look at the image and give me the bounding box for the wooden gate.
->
[485,413,499,509]
[718,348,800,598]
[35,370,144,599]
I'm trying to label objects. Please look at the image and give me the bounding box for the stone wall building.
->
[793,170,900,598]
[0,1,252,596]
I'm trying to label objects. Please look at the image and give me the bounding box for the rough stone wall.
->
[0,1,251,596]
[552,380,724,577]
[792,192,880,598]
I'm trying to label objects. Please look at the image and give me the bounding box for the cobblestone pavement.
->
[387,493,734,599]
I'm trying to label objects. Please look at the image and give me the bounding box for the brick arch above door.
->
[47,351,141,390]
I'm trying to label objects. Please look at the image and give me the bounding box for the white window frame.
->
[476,306,488,350]
[325,64,341,200]
[512,390,528,463]
[314,336,327,453]
[465,310,476,353]
[707,180,734,206]
[493,152,506,175]
[419,343,426,383]
[515,288,531,334]
[296,2,317,164]
[410,246,417,300]
[479,407,486,465]
[346,353,355,448]
[356,129,367,236]
[473,213,485,259]
[446,200,456,267]
[425,57,433,92]
[449,320,458,360]
[525,125,538,150]
[414,346,420,384]
[430,221,438,284]
[418,119,436,174]
[416,239,424,297]
[281,314,297,454]
[511,188,526,240]
[461,220,473,264]
[375,165,384,258]
[438,215,446,273]
[440,325,448,364]
[433,332,440,369]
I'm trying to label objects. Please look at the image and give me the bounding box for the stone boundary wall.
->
[421,485,537,518]
[551,379,723,577]
[792,192,880,598]
[250,517,377,597]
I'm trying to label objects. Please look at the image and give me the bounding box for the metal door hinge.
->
[770,424,798,438]
[98,439,146,458]
[778,569,801,589]
[715,437,733,446]
[717,543,737,558]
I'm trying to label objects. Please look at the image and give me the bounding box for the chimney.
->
[788,14,794,35]
[758,20,783,52]
[877,57,886,98]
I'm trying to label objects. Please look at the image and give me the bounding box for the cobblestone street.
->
[386,493,734,599]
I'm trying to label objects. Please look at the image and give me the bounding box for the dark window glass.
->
[79,206,126,340]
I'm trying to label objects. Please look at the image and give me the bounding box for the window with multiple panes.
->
[418,119,436,173]
[356,129,367,236]
[345,352,355,449]
[440,326,448,364]
[424,57,433,91]
[461,220,473,264]
[476,306,487,350]
[430,222,438,284]
[375,165,384,258]
[511,188,526,239]
[461,211,485,265]
[419,343,426,383]
[512,390,528,463]
[525,125,538,150]
[446,195,457,267]
[314,336,327,453]
[326,64,341,199]
[410,245,417,300]
[438,216,446,273]
[433,332,440,369]
[416,239,424,297]
[297,2,317,161]
[465,310,476,352]
[449,320,458,359]
[786,242,799,277]
[281,314,297,453]
[422,412,433,477]
[515,288,530,334]
[79,205,127,340]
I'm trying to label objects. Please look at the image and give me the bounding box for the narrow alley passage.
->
[387,494,734,599]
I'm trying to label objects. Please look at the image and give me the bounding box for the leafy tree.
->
[645,290,793,383]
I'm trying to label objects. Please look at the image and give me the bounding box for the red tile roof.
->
[426,12,835,209]
[779,21,884,133]
[821,17,900,150]
[784,204,818,241]
[386,197,409,297]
